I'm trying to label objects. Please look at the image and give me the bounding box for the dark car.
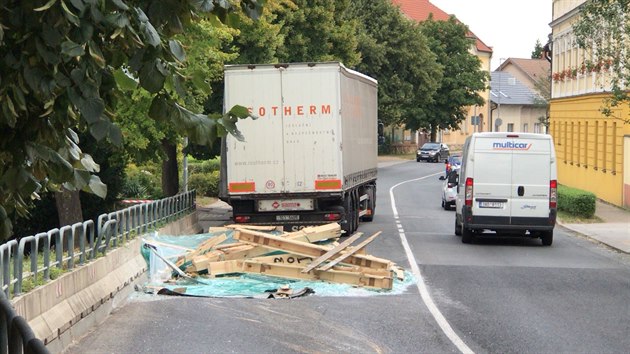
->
[416,142,449,162]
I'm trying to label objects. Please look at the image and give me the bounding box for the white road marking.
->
[390,172,474,354]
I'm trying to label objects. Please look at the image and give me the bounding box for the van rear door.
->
[471,137,513,221]
[509,136,551,222]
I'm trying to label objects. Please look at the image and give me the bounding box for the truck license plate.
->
[479,201,504,209]
[258,199,314,212]
[276,215,300,221]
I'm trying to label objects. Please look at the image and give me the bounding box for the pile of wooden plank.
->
[172,223,404,290]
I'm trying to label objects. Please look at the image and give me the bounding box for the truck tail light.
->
[550,180,557,209]
[465,178,474,207]
[324,213,342,221]
[234,215,251,223]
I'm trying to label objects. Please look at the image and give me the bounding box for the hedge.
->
[188,171,220,197]
[557,185,596,218]
[188,159,221,174]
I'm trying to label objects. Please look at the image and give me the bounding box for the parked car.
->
[440,170,459,210]
[416,142,449,162]
[444,154,462,176]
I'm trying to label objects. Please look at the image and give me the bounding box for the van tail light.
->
[465,178,474,207]
[549,180,557,209]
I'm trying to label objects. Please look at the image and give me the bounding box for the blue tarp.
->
[141,232,416,298]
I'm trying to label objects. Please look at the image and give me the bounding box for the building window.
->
[507,123,514,132]
[534,123,541,133]
[523,123,528,132]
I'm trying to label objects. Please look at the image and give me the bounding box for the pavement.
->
[560,200,630,253]
[196,156,630,254]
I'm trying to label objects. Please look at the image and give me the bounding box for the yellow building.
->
[549,0,630,207]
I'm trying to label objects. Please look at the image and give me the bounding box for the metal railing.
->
[0,292,47,354]
[0,190,196,299]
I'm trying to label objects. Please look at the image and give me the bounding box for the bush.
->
[558,185,596,218]
[188,158,221,174]
[188,171,220,197]
[121,165,162,199]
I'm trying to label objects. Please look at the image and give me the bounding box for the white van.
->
[455,132,558,245]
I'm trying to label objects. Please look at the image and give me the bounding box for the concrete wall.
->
[10,212,200,353]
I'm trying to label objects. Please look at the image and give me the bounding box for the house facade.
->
[391,0,493,148]
[549,0,630,207]
[489,71,548,134]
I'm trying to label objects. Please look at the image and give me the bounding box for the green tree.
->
[116,19,241,196]
[274,0,361,66]
[349,0,441,128]
[0,0,261,240]
[573,0,630,122]
[531,39,544,59]
[232,0,292,65]
[532,68,552,132]
[420,17,489,140]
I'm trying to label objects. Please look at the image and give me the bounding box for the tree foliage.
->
[573,0,630,122]
[531,39,544,59]
[0,0,262,240]
[420,17,489,139]
[274,0,361,66]
[349,0,441,128]
[232,0,292,65]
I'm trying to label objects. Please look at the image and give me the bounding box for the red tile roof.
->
[391,0,493,54]
[498,58,550,82]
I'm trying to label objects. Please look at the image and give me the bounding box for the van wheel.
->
[461,225,474,244]
[455,218,461,236]
[541,230,553,246]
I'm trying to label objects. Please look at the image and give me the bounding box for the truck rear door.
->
[224,67,284,195]
[279,66,341,194]
[224,64,341,197]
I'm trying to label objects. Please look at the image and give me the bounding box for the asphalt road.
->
[67,160,630,354]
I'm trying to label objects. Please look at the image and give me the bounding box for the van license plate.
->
[276,215,300,221]
[479,201,504,208]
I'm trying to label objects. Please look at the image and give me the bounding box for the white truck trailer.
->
[219,62,378,234]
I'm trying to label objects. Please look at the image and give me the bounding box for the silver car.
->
[440,170,459,210]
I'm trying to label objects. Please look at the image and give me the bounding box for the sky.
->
[430,0,552,70]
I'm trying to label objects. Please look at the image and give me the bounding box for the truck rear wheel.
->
[342,193,355,235]
[352,190,359,232]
